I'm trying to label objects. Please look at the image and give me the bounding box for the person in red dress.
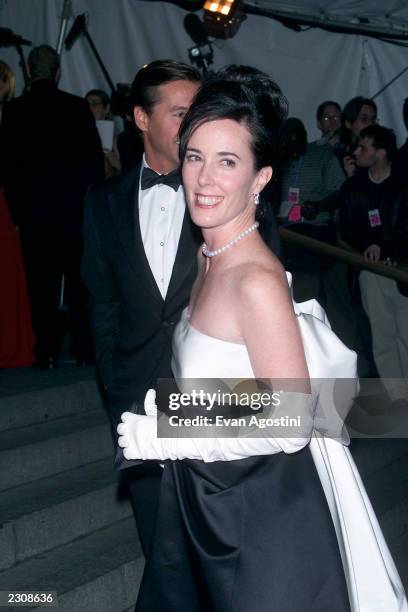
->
[0,60,35,368]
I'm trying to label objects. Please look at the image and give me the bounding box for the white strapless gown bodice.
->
[173,308,253,379]
[171,293,407,612]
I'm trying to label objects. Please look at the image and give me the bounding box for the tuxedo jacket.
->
[82,163,202,425]
[82,163,281,425]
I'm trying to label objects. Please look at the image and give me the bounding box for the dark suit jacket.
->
[0,79,103,229]
[82,163,202,425]
[82,163,282,426]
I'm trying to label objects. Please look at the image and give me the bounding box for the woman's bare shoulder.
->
[234,252,289,304]
[234,254,308,378]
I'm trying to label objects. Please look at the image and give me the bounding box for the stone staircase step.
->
[0,379,103,433]
[0,367,96,398]
[350,438,408,478]
[0,518,144,612]
[0,362,406,609]
[0,459,132,570]
[0,410,113,491]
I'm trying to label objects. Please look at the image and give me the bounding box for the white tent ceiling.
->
[246,1,408,25]
[244,1,408,40]
[166,0,408,36]
[1,0,408,143]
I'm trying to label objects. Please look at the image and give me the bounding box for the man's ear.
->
[133,106,149,133]
[345,119,352,130]
[376,148,387,163]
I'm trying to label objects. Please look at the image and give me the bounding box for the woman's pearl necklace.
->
[202,222,259,258]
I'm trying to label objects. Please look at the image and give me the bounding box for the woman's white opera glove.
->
[117,389,313,463]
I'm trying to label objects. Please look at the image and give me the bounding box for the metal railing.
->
[279,227,408,285]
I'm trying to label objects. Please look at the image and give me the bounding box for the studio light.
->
[184,13,214,72]
[203,0,246,39]
[188,43,214,71]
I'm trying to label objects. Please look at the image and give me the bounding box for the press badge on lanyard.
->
[288,187,301,222]
[368,208,381,228]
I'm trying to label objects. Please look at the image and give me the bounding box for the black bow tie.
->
[141,167,181,192]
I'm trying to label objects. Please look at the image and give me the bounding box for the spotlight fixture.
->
[203,0,246,39]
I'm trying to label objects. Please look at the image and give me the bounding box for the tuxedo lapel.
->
[166,209,202,303]
[108,165,163,306]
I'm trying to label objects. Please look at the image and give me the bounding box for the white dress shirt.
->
[138,155,186,299]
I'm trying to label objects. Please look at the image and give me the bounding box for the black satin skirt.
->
[136,447,350,612]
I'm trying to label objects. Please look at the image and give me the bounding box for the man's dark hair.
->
[28,45,60,81]
[403,97,408,132]
[360,124,397,162]
[342,96,377,126]
[316,100,341,122]
[130,59,201,114]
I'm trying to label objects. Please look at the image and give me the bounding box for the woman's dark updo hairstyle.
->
[179,67,288,217]
[179,77,287,172]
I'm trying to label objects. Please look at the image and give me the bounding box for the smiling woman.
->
[118,77,407,612]
[182,118,271,235]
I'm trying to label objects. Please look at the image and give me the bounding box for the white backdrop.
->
[1,0,408,143]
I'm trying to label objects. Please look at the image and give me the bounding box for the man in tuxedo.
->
[0,45,103,368]
[82,60,202,553]
[82,60,282,554]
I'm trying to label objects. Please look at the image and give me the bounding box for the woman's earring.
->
[252,192,260,205]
